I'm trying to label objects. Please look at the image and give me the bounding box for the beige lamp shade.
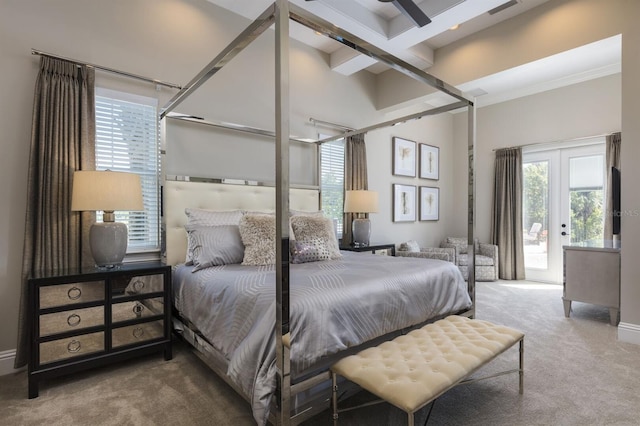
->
[344,190,379,213]
[71,170,144,212]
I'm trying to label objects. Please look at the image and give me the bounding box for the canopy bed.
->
[160,2,477,425]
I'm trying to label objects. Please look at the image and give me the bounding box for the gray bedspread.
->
[173,251,471,425]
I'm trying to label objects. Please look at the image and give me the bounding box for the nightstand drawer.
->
[39,332,105,365]
[112,320,164,348]
[40,281,104,309]
[112,274,164,297]
[40,306,104,337]
[112,298,163,323]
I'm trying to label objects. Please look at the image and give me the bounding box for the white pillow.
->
[185,225,244,272]
[185,208,243,227]
[400,240,421,252]
[290,216,341,260]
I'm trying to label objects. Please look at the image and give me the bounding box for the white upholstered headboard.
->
[164,180,320,266]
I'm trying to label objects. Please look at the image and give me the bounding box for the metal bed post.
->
[467,103,477,315]
[275,1,291,425]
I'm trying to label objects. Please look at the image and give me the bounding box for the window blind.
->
[95,89,160,253]
[320,138,345,235]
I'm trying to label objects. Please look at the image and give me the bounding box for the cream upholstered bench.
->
[330,315,524,425]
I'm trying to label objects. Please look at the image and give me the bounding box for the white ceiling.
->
[206,0,621,109]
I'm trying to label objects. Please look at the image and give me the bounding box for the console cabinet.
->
[28,261,172,398]
[562,245,620,326]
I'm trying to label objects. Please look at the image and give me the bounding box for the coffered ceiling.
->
[206,0,621,109]
[207,0,551,75]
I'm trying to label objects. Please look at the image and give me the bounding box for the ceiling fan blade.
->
[391,0,432,27]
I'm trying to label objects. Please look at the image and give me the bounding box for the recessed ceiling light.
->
[449,24,460,30]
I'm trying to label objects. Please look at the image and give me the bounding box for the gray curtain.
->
[604,132,621,241]
[492,147,525,280]
[343,133,368,245]
[15,57,95,368]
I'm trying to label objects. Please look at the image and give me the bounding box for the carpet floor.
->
[2,281,640,425]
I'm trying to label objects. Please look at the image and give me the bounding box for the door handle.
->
[561,231,570,236]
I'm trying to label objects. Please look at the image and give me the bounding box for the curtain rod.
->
[308,117,354,132]
[31,49,182,90]
[493,132,618,152]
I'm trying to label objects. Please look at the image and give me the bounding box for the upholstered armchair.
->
[396,240,456,263]
[440,237,498,281]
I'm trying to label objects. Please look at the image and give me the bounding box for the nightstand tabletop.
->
[340,243,396,256]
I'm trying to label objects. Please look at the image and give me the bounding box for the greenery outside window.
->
[320,137,345,236]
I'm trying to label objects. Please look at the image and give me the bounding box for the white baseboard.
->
[0,349,23,376]
[618,322,640,345]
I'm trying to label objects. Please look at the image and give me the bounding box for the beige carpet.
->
[2,281,640,425]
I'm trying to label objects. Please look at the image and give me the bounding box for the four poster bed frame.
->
[160,1,477,424]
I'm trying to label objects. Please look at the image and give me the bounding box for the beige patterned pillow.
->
[290,216,341,260]
[239,214,276,266]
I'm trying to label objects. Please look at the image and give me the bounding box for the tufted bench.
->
[330,315,524,425]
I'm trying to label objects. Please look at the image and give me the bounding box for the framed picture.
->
[392,137,416,177]
[419,143,439,180]
[419,186,439,221]
[393,184,416,222]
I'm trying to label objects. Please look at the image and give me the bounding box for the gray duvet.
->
[173,251,471,425]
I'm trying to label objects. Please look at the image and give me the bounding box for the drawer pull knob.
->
[132,280,145,293]
[67,340,81,353]
[132,303,145,317]
[133,327,145,338]
[67,314,81,327]
[67,287,82,300]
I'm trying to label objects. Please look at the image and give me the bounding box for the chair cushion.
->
[458,254,495,266]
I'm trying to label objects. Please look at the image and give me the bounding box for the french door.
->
[523,142,605,283]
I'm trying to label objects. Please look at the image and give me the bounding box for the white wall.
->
[451,74,622,242]
[367,113,457,248]
[0,0,452,359]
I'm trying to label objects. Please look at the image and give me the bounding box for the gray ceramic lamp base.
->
[352,218,371,247]
[90,222,128,268]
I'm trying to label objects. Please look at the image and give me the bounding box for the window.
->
[95,89,160,254]
[320,138,345,236]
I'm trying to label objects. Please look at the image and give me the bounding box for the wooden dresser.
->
[28,261,172,398]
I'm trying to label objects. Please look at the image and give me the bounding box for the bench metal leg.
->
[408,412,414,426]
[519,338,524,395]
[332,372,339,425]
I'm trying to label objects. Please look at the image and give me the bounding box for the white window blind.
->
[95,88,160,253]
[320,138,345,236]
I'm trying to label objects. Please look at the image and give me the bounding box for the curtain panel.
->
[343,134,368,245]
[492,147,525,280]
[15,57,96,368]
[604,132,621,241]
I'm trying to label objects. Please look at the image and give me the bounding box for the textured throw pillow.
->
[185,225,244,272]
[239,214,277,266]
[290,240,331,264]
[290,216,341,260]
[184,209,244,264]
[400,240,421,252]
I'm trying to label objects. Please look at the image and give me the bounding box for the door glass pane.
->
[569,155,604,244]
[523,161,549,269]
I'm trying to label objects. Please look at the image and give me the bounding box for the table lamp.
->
[71,170,144,268]
[344,190,379,247]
